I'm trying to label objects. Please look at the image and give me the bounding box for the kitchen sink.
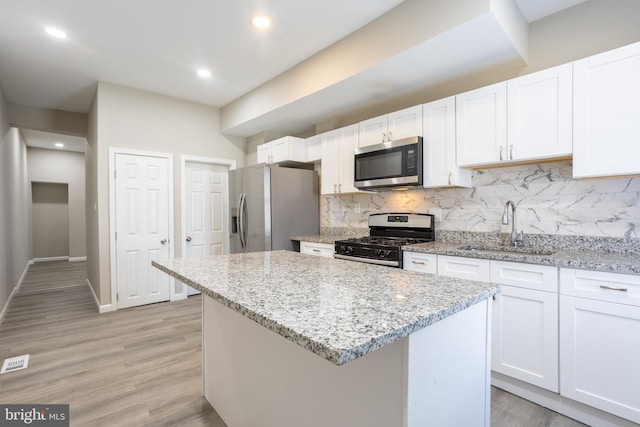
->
[456,245,555,256]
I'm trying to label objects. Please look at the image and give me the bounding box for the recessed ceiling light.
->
[197,69,212,78]
[251,16,271,29]
[45,27,67,39]
[54,142,65,148]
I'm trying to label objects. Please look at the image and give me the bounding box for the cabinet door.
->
[320,130,341,195]
[560,295,640,423]
[423,97,471,188]
[573,41,640,178]
[305,135,322,162]
[257,143,271,164]
[270,138,290,163]
[507,63,573,161]
[387,105,422,141]
[437,256,491,282]
[358,115,388,147]
[456,82,507,167]
[339,124,359,193]
[492,286,558,392]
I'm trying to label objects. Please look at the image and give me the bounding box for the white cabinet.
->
[359,105,422,147]
[490,261,558,392]
[320,124,359,195]
[257,136,306,164]
[305,134,322,162]
[456,83,507,167]
[422,97,471,188]
[300,241,334,258]
[559,268,640,424]
[507,63,573,161]
[403,252,437,275]
[437,256,491,282]
[573,41,640,178]
[457,64,573,168]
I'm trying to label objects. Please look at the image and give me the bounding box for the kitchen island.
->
[153,251,500,427]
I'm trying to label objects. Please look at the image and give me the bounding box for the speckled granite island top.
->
[152,251,499,365]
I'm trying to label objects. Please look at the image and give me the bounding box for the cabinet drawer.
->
[490,261,557,292]
[403,252,437,274]
[300,241,335,258]
[560,268,640,306]
[437,256,490,282]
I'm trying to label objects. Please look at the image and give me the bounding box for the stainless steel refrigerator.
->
[229,164,319,253]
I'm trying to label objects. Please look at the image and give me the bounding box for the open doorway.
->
[31,182,69,262]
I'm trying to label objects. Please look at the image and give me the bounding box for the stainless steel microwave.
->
[354,136,423,190]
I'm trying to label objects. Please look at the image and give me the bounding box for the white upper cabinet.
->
[422,97,471,188]
[257,136,306,164]
[508,63,573,161]
[456,82,508,167]
[359,105,422,147]
[573,41,640,178]
[305,134,322,162]
[457,65,573,168]
[321,124,359,195]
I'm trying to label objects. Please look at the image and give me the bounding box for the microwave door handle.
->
[238,193,246,249]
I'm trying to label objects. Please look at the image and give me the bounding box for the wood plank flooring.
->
[0,261,587,426]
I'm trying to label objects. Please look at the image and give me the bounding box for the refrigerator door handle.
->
[241,193,249,250]
[238,193,246,249]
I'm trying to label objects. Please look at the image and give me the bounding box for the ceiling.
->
[0,0,588,147]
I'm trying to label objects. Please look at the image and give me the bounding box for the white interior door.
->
[184,162,229,295]
[115,153,171,308]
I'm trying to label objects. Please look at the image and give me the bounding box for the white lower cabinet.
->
[403,252,437,275]
[436,255,491,282]
[300,241,334,258]
[490,261,558,392]
[559,268,640,424]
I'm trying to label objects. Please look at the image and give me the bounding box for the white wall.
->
[31,182,69,259]
[88,81,246,305]
[1,84,31,314]
[28,147,86,258]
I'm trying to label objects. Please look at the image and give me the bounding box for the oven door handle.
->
[334,254,400,267]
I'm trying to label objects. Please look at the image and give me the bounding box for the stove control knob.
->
[343,246,354,255]
[340,245,346,253]
[375,249,382,257]
[384,250,391,258]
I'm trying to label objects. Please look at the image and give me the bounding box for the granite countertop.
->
[290,234,364,244]
[153,251,499,366]
[404,241,640,276]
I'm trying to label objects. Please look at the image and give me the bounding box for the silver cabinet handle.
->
[312,249,321,253]
[387,130,392,141]
[412,260,426,265]
[160,239,167,245]
[339,183,342,192]
[334,184,337,193]
[448,171,453,186]
[509,144,513,160]
[600,285,628,292]
[382,132,387,142]
[499,145,504,161]
[186,236,192,242]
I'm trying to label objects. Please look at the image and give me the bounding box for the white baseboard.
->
[69,256,87,262]
[0,261,31,325]
[33,256,69,263]
[86,278,116,313]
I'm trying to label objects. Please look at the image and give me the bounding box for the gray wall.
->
[28,147,86,259]
[0,85,31,316]
[31,182,69,259]
[87,82,246,306]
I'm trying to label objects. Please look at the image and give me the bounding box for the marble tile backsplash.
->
[320,161,640,239]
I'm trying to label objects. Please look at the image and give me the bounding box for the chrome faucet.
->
[502,200,524,247]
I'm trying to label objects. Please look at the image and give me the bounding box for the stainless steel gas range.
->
[334,213,435,268]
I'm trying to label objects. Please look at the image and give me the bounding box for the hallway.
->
[0,261,224,426]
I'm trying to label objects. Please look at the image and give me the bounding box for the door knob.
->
[186,236,192,242]
[160,239,167,245]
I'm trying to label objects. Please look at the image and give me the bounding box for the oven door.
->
[354,136,422,190]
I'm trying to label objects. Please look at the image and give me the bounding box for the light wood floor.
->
[0,261,587,426]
